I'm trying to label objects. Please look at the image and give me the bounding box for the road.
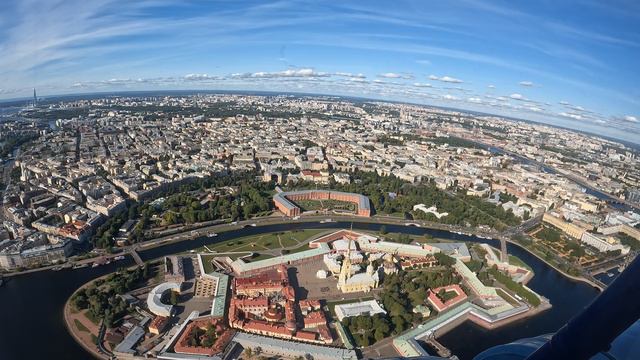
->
[585,253,632,275]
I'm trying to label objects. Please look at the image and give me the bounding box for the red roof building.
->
[149,316,169,335]
[303,310,327,329]
[426,284,468,312]
[295,330,318,341]
[234,265,289,297]
[317,324,333,344]
[173,318,234,356]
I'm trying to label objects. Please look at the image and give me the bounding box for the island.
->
[65,227,547,359]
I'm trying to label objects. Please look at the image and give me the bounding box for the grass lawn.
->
[486,246,500,259]
[284,243,314,255]
[74,319,90,333]
[364,230,443,244]
[202,229,325,253]
[294,199,356,212]
[84,310,100,325]
[496,288,520,306]
[200,254,216,274]
[508,254,532,271]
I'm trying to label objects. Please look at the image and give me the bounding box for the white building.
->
[334,300,387,321]
[581,232,630,254]
[413,204,449,219]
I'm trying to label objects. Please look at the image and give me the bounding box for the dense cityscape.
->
[0,93,639,359]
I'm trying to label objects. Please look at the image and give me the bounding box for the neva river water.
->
[0,222,600,360]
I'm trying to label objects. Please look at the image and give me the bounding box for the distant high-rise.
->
[33,88,37,107]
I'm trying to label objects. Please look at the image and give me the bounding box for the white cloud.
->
[250,68,328,78]
[488,84,495,89]
[510,93,524,100]
[440,76,462,83]
[429,74,463,83]
[413,82,432,88]
[378,72,413,79]
[416,59,431,65]
[468,97,482,104]
[443,94,458,100]
[559,112,583,120]
[335,72,366,78]
[184,73,221,81]
[519,81,534,87]
[624,115,638,122]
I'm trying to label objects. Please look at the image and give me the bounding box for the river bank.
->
[499,237,604,291]
[63,276,112,360]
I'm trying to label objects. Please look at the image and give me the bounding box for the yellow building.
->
[337,240,379,293]
[542,212,586,240]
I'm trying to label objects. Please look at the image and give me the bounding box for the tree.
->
[434,252,456,267]
[169,291,178,305]
[360,334,370,347]
[142,263,149,279]
[391,316,406,333]
[73,294,88,310]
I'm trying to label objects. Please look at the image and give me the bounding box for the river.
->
[0,221,600,360]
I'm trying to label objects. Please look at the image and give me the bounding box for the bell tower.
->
[338,238,353,289]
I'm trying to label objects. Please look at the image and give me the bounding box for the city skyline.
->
[1,0,639,142]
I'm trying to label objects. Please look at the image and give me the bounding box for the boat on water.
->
[73,263,89,269]
[51,266,63,271]
[91,263,100,268]
[208,233,218,237]
[608,272,615,278]
[113,255,125,261]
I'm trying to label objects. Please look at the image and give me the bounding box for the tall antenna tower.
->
[33,88,37,107]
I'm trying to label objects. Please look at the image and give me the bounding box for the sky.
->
[1,0,639,143]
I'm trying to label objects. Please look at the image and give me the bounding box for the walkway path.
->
[129,248,144,267]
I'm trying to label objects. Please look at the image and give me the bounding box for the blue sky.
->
[1,0,639,142]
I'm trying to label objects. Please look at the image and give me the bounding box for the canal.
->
[0,221,600,360]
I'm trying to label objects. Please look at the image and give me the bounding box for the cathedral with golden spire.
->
[337,238,379,293]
